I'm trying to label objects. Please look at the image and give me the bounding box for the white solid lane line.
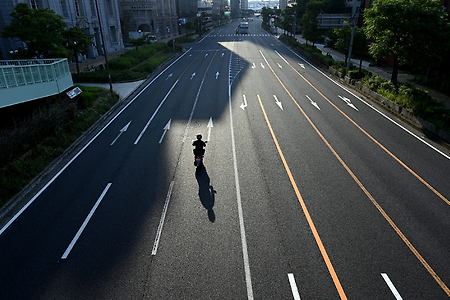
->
[134,80,179,145]
[381,273,403,300]
[61,183,112,259]
[288,273,302,300]
[229,52,254,300]
[151,181,174,256]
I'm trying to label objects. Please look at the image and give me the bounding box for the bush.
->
[348,69,371,79]
[175,34,198,43]
[0,87,119,206]
[109,57,139,70]
[72,43,177,83]
[360,77,450,131]
[133,54,172,73]
[332,61,348,73]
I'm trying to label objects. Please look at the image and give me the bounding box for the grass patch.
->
[72,43,177,83]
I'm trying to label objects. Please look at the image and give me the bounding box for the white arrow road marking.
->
[299,63,305,69]
[207,117,213,141]
[110,121,131,145]
[277,63,283,69]
[159,119,171,143]
[273,95,283,110]
[135,80,178,145]
[205,53,208,57]
[215,71,219,79]
[240,95,248,110]
[252,63,256,69]
[306,95,320,110]
[339,95,359,111]
[165,73,173,80]
[222,53,225,57]
[260,63,265,69]
[191,72,196,80]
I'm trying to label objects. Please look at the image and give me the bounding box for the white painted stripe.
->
[281,44,450,160]
[381,273,403,300]
[181,78,205,143]
[228,52,254,300]
[0,48,193,236]
[134,80,179,144]
[288,273,302,300]
[61,183,112,259]
[151,181,174,256]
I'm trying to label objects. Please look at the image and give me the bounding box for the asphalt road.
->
[1,19,450,299]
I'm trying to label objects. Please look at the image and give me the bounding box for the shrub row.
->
[360,76,449,131]
[72,43,175,83]
[279,33,449,132]
[0,87,119,206]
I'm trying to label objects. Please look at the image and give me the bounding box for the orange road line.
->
[289,63,450,207]
[257,94,348,300]
[262,53,450,297]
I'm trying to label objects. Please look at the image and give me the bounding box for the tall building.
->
[0,0,124,60]
[177,0,197,17]
[229,0,240,14]
[119,0,178,42]
[240,0,247,10]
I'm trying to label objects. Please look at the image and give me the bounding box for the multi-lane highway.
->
[1,19,450,299]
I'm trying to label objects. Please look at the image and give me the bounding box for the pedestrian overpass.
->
[317,14,351,29]
[0,58,73,109]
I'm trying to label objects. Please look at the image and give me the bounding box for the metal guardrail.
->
[0,58,70,89]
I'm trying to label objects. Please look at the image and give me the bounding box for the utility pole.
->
[345,0,359,77]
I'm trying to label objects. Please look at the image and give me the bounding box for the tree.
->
[63,27,92,74]
[333,23,366,63]
[281,5,297,36]
[301,1,325,46]
[364,0,450,88]
[129,33,152,52]
[1,3,67,59]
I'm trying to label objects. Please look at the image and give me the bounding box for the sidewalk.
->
[290,32,450,109]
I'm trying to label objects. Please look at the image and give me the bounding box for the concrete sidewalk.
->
[76,80,145,100]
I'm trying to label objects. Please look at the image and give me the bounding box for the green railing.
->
[0,58,70,89]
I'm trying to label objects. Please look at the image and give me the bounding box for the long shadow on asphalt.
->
[195,165,216,222]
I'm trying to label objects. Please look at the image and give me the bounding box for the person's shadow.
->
[195,166,216,222]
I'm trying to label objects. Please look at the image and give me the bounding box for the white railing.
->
[0,58,70,89]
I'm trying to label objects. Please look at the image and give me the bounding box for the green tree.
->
[301,1,324,46]
[63,27,92,74]
[297,0,346,19]
[364,0,449,88]
[281,5,297,35]
[129,33,152,52]
[1,3,67,59]
[333,23,366,63]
